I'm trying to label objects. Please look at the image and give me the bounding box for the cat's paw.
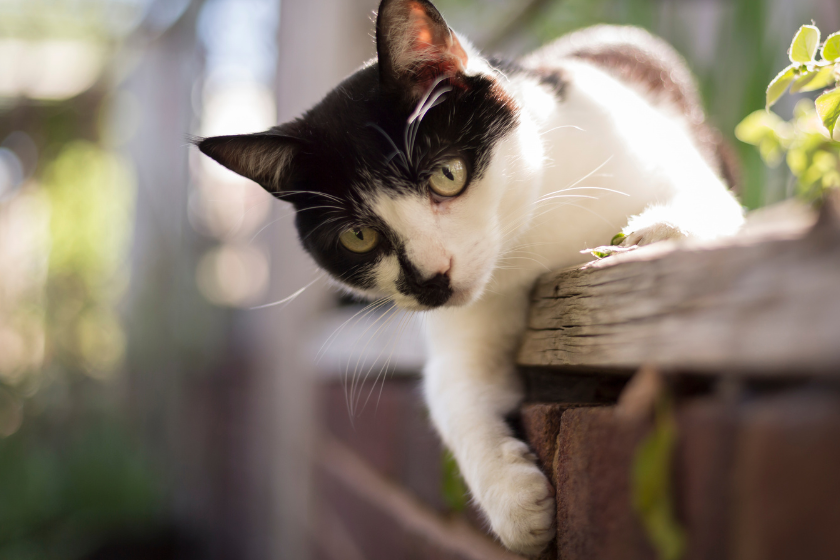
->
[584,222,687,259]
[482,439,556,557]
[618,222,686,247]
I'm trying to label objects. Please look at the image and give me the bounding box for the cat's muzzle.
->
[399,271,453,308]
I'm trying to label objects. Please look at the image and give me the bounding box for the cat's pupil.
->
[354,229,364,240]
[442,167,454,181]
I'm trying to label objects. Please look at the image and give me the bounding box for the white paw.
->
[619,222,686,247]
[481,439,556,557]
[583,222,687,260]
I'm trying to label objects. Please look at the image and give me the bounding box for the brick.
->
[555,406,656,560]
[520,404,572,560]
[528,397,738,560]
[521,404,566,480]
[674,398,737,560]
[731,391,840,560]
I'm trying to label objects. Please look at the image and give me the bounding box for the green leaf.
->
[632,397,686,560]
[816,87,840,135]
[787,147,808,175]
[766,65,797,108]
[735,110,784,145]
[610,232,626,246]
[790,65,836,93]
[822,32,840,62]
[790,25,820,63]
[441,449,468,512]
[758,138,784,166]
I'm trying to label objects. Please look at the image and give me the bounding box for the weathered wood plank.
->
[517,198,840,376]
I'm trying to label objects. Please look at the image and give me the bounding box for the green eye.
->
[429,157,468,197]
[339,227,380,253]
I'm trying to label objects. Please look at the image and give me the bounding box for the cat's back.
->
[519,25,738,189]
[522,26,703,123]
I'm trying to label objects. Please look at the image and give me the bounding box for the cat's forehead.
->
[293,63,518,202]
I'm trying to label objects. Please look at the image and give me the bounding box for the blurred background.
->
[0,0,837,559]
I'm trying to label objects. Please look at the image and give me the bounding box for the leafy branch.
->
[766,25,840,133]
[737,24,840,200]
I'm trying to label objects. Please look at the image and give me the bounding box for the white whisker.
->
[249,276,323,310]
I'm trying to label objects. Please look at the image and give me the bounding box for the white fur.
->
[357,34,743,556]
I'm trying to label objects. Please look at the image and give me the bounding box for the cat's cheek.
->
[446,260,495,307]
[371,253,403,297]
[392,293,429,311]
[446,288,479,307]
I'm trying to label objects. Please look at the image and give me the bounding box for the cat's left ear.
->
[196,133,299,194]
[376,0,469,99]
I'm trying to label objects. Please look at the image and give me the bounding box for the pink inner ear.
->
[404,2,468,84]
[410,5,435,47]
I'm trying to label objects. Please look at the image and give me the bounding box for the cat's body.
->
[198,1,743,555]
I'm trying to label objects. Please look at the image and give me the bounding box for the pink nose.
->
[417,256,452,280]
[438,257,453,277]
[413,256,453,285]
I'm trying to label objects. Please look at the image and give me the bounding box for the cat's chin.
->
[445,287,480,307]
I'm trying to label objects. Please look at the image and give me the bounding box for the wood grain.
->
[517,197,840,376]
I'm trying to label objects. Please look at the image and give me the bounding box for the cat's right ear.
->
[376,0,469,99]
[195,133,299,195]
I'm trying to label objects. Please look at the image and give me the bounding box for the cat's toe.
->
[484,440,556,557]
[620,222,686,246]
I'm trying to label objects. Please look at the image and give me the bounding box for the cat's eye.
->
[339,227,380,253]
[429,157,468,198]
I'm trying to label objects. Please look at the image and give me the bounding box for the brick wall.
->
[523,389,840,560]
[313,376,840,560]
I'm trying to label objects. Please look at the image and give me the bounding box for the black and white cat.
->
[197,0,743,555]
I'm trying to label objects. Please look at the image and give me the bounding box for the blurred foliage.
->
[0,411,163,560]
[42,142,134,378]
[0,5,160,551]
[737,25,840,201]
[0,133,157,557]
[631,395,685,560]
[737,101,840,201]
[0,0,152,40]
[441,449,469,512]
[44,142,133,287]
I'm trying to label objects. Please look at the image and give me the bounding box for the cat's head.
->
[197,0,521,310]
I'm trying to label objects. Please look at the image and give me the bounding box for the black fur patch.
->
[395,249,452,307]
[488,55,568,99]
[267,63,518,295]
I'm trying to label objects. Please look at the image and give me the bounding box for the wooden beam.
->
[517,197,840,377]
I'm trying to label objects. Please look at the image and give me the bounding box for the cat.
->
[196,0,744,555]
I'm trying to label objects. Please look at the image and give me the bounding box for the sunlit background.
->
[0,0,837,559]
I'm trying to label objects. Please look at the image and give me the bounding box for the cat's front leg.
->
[619,181,745,247]
[590,189,745,257]
[424,289,555,557]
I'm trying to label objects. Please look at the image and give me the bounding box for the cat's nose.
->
[413,272,452,308]
[397,253,453,307]
[423,256,452,279]
[399,265,452,308]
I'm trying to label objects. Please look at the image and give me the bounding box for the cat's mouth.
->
[391,282,480,311]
